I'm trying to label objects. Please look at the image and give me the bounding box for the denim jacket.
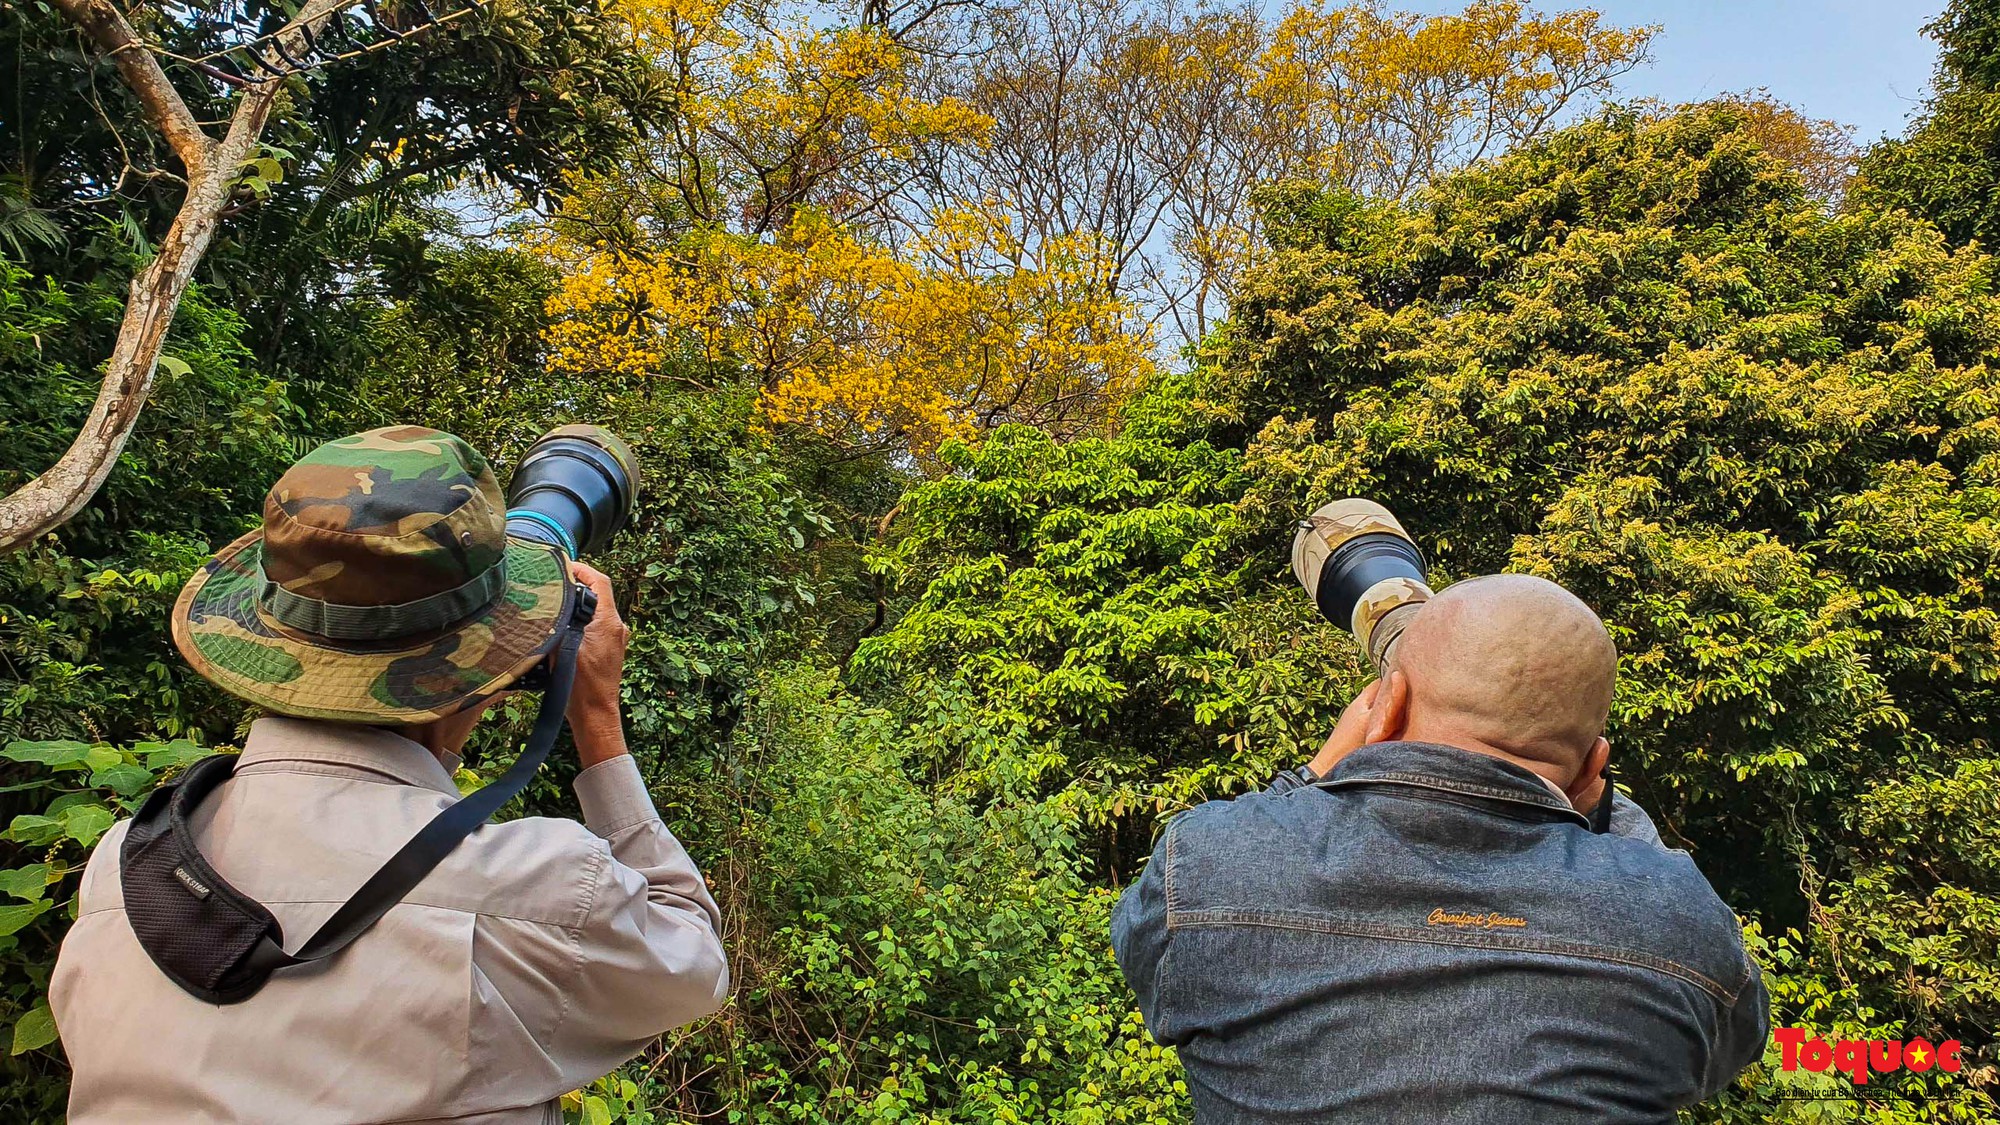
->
[1111,741,1769,1124]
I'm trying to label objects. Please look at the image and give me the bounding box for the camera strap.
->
[120,587,596,1005]
[1588,764,1615,835]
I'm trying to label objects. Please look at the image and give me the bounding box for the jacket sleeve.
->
[1111,818,1180,1045]
[1706,949,1772,1097]
[545,755,729,1079]
[1607,789,1665,846]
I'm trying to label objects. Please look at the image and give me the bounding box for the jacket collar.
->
[1317,740,1590,828]
[238,716,461,797]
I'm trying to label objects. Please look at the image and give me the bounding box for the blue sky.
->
[1396,1,1948,143]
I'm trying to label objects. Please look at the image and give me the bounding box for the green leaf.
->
[10,1002,57,1055]
[251,156,283,183]
[5,815,62,846]
[59,804,114,846]
[2,740,92,768]
[0,899,51,938]
[138,740,212,770]
[582,1095,613,1125]
[45,792,100,816]
[156,355,192,379]
[88,763,154,798]
[82,745,122,774]
[0,865,51,902]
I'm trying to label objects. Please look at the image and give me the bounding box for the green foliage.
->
[0,0,671,424]
[852,387,1362,880]
[1855,0,2000,248]
[356,242,569,447]
[637,666,1186,1123]
[0,259,294,744]
[0,736,219,1116]
[600,390,829,764]
[1820,761,2000,1046]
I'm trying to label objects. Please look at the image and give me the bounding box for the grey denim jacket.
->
[1111,741,1769,1124]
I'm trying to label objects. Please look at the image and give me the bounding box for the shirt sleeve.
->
[1110,819,1181,1045]
[544,754,729,1080]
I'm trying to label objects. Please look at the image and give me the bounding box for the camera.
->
[1290,499,1433,671]
[504,424,640,560]
[503,424,636,688]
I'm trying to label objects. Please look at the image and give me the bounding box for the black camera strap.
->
[121,588,595,1005]
[1589,764,1616,835]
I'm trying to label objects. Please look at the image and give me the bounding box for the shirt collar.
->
[238,717,461,797]
[1317,740,1590,827]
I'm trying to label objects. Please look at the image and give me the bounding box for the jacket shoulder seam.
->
[230,761,441,790]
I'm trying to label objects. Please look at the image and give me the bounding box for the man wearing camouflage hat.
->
[50,427,729,1123]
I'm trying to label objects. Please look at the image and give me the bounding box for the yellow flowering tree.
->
[538,0,1151,465]
[537,0,1654,463]
[926,0,1655,340]
[545,206,1148,462]
[1252,0,1655,197]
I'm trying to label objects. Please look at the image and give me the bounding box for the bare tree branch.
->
[0,0,355,552]
[50,0,216,174]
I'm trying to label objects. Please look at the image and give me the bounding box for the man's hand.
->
[566,561,631,768]
[1308,681,1380,777]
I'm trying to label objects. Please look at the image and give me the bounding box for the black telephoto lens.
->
[504,425,639,560]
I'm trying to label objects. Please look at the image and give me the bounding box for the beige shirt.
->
[51,718,729,1124]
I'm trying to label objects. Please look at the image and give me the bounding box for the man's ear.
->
[1565,736,1611,802]
[1363,669,1410,744]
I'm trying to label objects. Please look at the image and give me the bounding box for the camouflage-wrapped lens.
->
[1291,499,1433,671]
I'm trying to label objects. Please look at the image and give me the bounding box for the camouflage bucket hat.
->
[170,426,574,724]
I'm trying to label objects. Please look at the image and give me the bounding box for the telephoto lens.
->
[504,424,640,560]
[1291,499,1434,672]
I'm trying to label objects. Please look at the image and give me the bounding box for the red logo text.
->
[1774,1028,1962,1086]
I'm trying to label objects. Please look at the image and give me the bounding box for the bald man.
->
[1111,575,1768,1124]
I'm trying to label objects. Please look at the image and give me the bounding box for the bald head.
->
[1387,574,1617,774]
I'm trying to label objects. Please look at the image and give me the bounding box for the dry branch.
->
[50,0,214,173]
[0,0,353,552]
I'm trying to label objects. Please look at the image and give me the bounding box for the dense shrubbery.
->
[647,666,1186,1122]
[0,260,296,1113]
[1857,0,2000,248]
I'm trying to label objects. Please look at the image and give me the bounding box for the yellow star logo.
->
[1909,1044,1929,1066]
